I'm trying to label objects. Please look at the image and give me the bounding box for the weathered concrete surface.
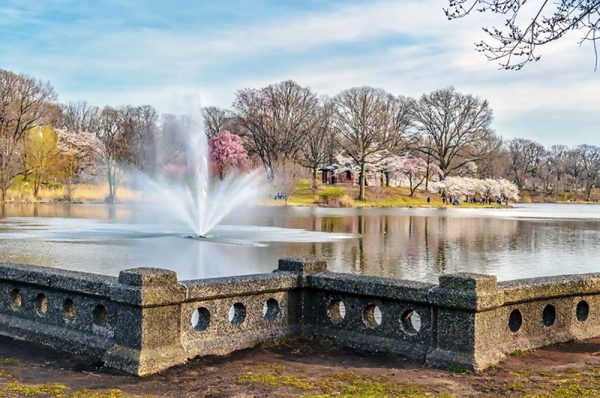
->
[104,268,188,376]
[426,273,505,370]
[0,259,597,375]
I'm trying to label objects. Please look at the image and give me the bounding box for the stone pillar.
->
[426,273,505,371]
[277,257,328,336]
[277,257,328,276]
[103,268,188,376]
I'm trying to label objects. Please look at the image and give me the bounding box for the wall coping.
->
[182,272,299,300]
[3,262,598,308]
[499,273,600,304]
[0,259,598,375]
[306,272,434,303]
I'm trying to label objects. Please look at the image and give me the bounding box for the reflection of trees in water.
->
[323,214,521,280]
[0,203,135,220]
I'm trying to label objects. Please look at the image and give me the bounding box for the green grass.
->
[511,349,525,357]
[270,179,509,209]
[236,368,454,398]
[446,365,469,374]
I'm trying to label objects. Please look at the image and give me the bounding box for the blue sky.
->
[1,0,598,146]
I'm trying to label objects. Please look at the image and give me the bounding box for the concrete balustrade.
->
[0,259,597,375]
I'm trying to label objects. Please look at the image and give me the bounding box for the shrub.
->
[318,186,350,207]
[318,186,345,201]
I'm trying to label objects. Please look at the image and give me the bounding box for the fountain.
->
[137,111,267,239]
[0,110,354,280]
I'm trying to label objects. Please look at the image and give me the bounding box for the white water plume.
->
[137,110,267,237]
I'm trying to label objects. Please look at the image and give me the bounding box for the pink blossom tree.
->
[398,157,443,196]
[208,131,250,180]
[55,129,104,201]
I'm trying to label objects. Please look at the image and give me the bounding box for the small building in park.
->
[319,162,356,185]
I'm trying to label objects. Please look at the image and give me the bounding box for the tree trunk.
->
[107,164,116,204]
[425,154,431,190]
[65,177,74,203]
[32,172,41,198]
[358,163,366,201]
[586,184,593,200]
[311,167,318,193]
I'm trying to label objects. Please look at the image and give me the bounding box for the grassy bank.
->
[520,189,600,204]
[5,180,138,204]
[266,179,507,209]
[5,178,598,208]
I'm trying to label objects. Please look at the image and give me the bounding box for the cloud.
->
[1,0,598,146]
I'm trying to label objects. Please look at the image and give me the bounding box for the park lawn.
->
[286,179,319,205]
[276,179,507,209]
[3,177,517,208]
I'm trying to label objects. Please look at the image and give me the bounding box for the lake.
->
[0,203,598,282]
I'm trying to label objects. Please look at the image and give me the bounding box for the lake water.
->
[0,203,598,282]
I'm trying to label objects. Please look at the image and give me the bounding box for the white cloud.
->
[3,0,598,145]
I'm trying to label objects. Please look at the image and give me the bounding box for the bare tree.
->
[157,113,190,166]
[333,87,410,201]
[576,144,600,199]
[121,105,158,172]
[565,148,585,197]
[298,99,336,192]
[412,88,495,177]
[446,1,600,70]
[0,70,57,201]
[547,144,570,198]
[473,134,506,179]
[60,101,101,133]
[94,107,125,203]
[507,138,547,190]
[234,80,319,180]
[202,106,233,138]
[93,105,157,203]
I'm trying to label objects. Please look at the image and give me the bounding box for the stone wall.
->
[0,259,597,375]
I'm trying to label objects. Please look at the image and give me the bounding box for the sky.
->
[0,0,598,147]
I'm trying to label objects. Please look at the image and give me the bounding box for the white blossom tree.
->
[430,176,518,204]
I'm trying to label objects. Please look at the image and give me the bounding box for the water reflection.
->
[0,203,134,221]
[0,203,598,282]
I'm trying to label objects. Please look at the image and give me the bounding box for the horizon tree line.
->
[0,68,598,203]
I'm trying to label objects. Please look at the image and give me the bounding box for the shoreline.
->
[1,199,599,208]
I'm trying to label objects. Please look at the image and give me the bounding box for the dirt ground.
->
[0,336,597,397]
